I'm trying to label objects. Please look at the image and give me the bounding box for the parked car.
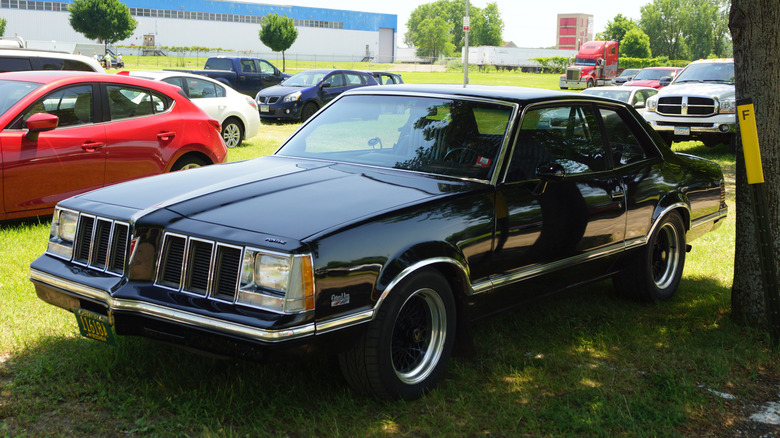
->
[611,68,640,85]
[166,56,289,97]
[120,70,261,148]
[642,59,736,148]
[255,69,378,121]
[0,48,105,73]
[30,84,727,400]
[366,71,404,85]
[0,71,227,221]
[581,85,658,110]
[623,67,683,89]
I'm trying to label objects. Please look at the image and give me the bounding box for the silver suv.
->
[643,59,735,148]
[0,48,105,73]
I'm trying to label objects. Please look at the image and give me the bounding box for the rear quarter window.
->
[0,57,33,72]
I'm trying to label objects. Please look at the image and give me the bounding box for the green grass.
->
[1,69,775,437]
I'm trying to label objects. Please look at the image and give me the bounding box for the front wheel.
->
[221,117,244,148]
[339,270,456,400]
[613,211,686,302]
[300,103,318,122]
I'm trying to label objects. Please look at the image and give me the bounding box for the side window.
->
[106,85,169,120]
[327,73,345,87]
[0,57,33,72]
[187,78,218,98]
[507,105,607,181]
[162,77,186,91]
[258,60,276,75]
[23,85,93,127]
[39,57,66,70]
[240,59,257,73]
[345,73,365,85]
[599,108,648,166]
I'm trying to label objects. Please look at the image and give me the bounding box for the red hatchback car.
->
[0,71,227,221]
[622,67,683,89]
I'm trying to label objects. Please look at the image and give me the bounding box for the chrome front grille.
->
[657,96,718,117]
[566,68,580,81]
[156,233,243,302]
[72,215,130,275]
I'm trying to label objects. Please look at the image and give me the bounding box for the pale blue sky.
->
[254,0,651,48]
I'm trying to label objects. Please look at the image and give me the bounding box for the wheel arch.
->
[167,150,214,172]
[651,195,691,236]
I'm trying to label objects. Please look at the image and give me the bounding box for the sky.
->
[253,0,652,48]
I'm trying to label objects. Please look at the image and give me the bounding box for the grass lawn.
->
[2,64,777,437]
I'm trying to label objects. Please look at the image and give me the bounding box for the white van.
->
[0,48,105,73]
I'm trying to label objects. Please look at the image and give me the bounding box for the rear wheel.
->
[586,79,595,88]
[614,211,686,302]
[339,270,456,400]
[221,117,244,148]
[171,156,207,171]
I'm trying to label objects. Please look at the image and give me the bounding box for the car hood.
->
[660,82,735,98]
[257,85,314,98]
[70,156,477,241]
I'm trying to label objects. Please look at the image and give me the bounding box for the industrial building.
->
[556,13,593,50]
[0,0,397,62]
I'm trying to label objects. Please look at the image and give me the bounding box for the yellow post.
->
[737,98,764,184]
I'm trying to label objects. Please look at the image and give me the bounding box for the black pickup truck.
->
[167,56,290,97]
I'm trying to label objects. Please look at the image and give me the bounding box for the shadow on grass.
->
[2,276,777,436]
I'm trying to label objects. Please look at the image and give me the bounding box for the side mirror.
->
[25,113,59,140]
[659,76,673,87]
[536,162,566,181]
[321,82,332,89]
[633,102,646,109]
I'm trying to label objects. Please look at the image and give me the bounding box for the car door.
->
[237,58,262,95]
[101,84,183,184]
[1,84,106,215]
[490,102,627,301]
[258,60,285,89]
[319,72,347,105]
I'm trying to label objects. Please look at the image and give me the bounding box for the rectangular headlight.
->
[47,208,78,259]
[238,249,314,314]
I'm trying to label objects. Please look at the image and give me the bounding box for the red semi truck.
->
[559,41,619,89]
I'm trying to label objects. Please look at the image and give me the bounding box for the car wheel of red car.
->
[614,211,686,302]
[339,269,456,400]
[301,103,318,122]
[221,117,244,148]
[171,156,208,171]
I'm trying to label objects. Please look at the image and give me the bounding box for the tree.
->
[639,0,691,59]
[0,17,6,37]
[621,28,652,58]
[470,3,504,47]
[259,13,298,72]
[69,0,136,51]
[729,0,780,331]
[600,14,638,43]
[406,0,504,53]
[415,16,455,59]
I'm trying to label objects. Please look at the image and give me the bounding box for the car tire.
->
[301,103,318,122]
[338,269,456,400]
[171,155,208,171]
[221,117,244,148]
[586,79,594,88]
[614,211,686,302]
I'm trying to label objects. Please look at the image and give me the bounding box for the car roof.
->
[0,71,183,93]
[639,66,682,70]
[582,86,656,92]
[0,48,105,72]
[125,70,228,84]
[295,68,370,75]
[347,84,598,104]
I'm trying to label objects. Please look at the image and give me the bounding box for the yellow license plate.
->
[74,308,116,346]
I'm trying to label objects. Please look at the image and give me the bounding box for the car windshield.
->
[582,89,632,103]
[632,69,674,80]
[282,71,327,87]
[575,58,597,66]
[0,79,43,114]
[674,62,735,84]
[276,94,514,181]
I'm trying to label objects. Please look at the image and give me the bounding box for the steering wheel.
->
[443,146,478,163]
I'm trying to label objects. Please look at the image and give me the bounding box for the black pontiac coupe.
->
[31,85,727,400]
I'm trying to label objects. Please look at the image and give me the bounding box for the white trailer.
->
[464,46,577,72]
